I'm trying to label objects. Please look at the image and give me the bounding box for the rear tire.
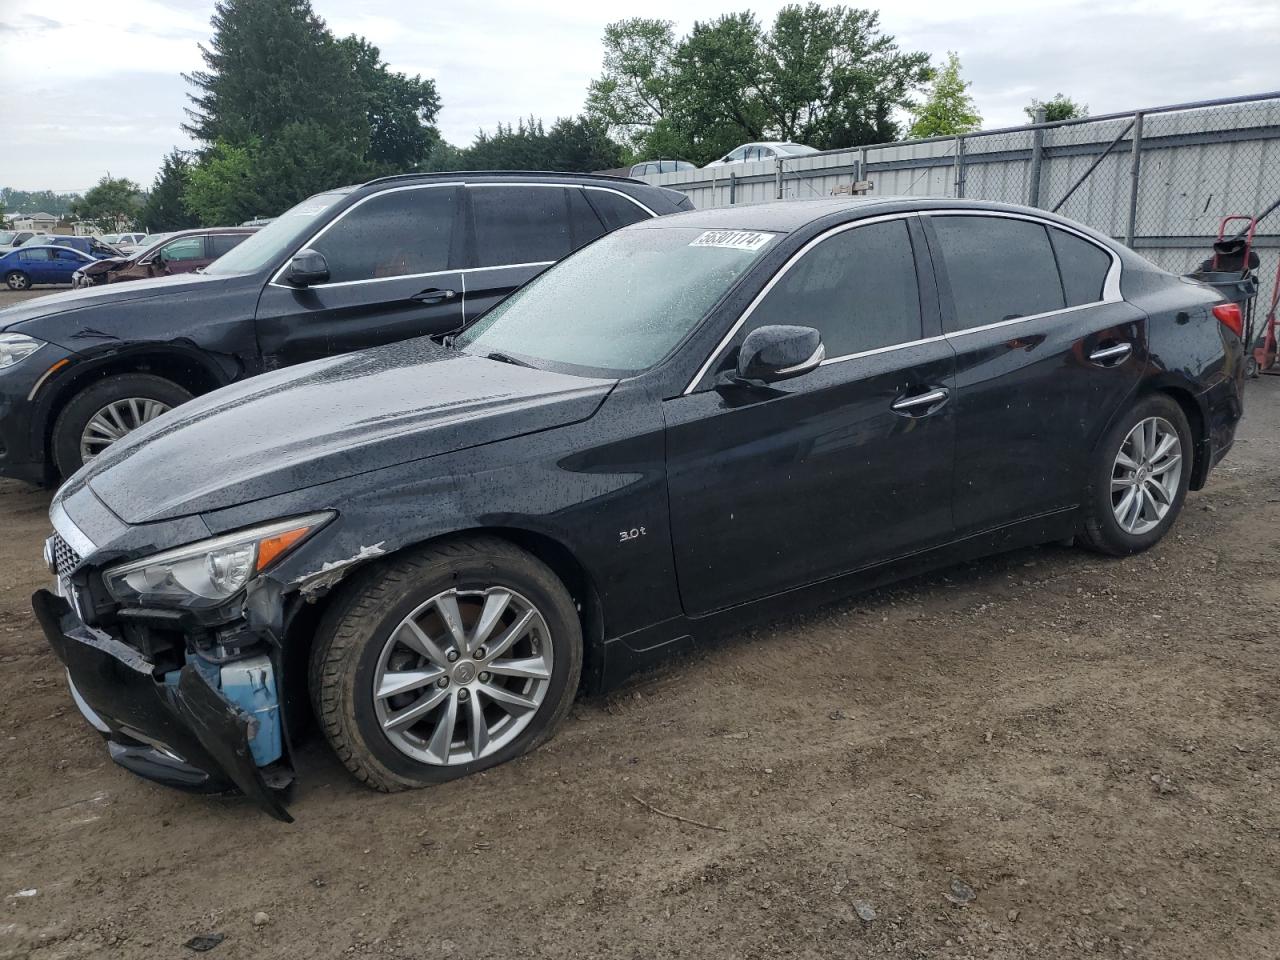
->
[5,271,30,290]
[51,373,192,477]
[1078,394,1192,556]
[309,536,583,792]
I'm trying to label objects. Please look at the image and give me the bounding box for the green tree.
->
[586,5,932,165]
[1025,93,1087,123]
[182,0,442,221]
[450,116,623,172]
[140,150,200,231]
[908,51,981,138]
[0,189,79,218]
[70,176,144,231]
[184,142,264,225]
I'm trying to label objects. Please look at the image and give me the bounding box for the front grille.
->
[49,532,82,579]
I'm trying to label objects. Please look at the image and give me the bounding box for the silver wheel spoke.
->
[1115,450,1140,472]
[479,682,538,715]
[394,619,451,668]
[382,685,450,731]
[486,656,551,681]
[376,667,444,700]
[467,692,489,758]
[426,693,460,761]
[472,589,512,648]
[1111,477,1135,492]
[434,594,470,655]
[1149,453,1181,476]
[1146,478,1172,506]
[484,608,535,662]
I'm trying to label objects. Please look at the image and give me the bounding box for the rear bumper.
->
[34,589,293,821]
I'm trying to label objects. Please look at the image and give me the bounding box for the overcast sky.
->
[1,0,1276,193]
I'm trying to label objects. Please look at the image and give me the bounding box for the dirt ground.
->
[1,282,1277,959]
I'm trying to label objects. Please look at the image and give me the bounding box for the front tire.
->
[51,373,192,477]
[5,270,31,290]
[309,536,583,792]
[1078,394,1192,556]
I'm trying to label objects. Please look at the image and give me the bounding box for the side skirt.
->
[594,508,1078,691]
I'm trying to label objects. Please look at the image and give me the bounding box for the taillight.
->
[1212,303,1243,338]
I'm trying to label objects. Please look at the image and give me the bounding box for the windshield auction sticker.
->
[689,230,776,251]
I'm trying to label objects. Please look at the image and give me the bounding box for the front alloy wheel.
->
[373,587,553,765]
[310,536,582,791]
[79,398,173,463]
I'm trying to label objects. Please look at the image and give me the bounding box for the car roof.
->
[354,170,651,192]
[5,243,90,254]
[629,195,1121,236]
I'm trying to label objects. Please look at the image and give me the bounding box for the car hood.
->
[0,271,228,331]
[68,339,615,523]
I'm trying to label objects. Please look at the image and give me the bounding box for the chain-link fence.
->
[641,91,1280,315]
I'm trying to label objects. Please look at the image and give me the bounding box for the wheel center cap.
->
[453,661,477,684]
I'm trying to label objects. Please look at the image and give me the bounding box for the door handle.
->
[1088,342,1132,365]
[412,287,457,304]
[891,387,949,414]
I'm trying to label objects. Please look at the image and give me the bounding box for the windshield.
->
[0,232,13,245]
[455,226,777,376]
[203,190,349,276]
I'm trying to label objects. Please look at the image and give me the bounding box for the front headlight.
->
[103,513,333,609]
[0,334,44,369]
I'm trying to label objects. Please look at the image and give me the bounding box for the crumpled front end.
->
[34,510,298,821]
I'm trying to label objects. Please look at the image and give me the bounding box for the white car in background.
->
[703,141,819,168]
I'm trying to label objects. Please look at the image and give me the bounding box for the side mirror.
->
[285,248,330,287]
[733,325,824,385]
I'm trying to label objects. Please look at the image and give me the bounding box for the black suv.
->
[0,172,691,482]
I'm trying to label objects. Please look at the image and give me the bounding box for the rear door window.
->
[1048,227,1112,306]
[740,218,922,358]
[208,233,248,258]
[585,190,652,231]
[470,186,572,268]
[930,216,1065,332]
[310,185,458,284]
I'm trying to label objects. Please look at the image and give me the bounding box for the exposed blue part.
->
[162,653,283,767]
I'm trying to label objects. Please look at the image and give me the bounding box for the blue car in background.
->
[1,245,98,290]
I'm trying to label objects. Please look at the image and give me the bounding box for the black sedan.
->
[35,197,1244,819]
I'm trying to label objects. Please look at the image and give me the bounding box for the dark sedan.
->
[35,197,1243,820]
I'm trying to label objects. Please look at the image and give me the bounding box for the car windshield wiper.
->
[484,351,535,368]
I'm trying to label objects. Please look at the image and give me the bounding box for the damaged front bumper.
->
[33,589,295,822]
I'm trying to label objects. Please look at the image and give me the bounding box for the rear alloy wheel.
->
[310,537,582,791]
[5,271,31,291]
[51,373,193,477]
[1079,394,1192,555]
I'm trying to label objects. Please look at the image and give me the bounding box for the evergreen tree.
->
[141,150,200,231]
[908,52,981,138]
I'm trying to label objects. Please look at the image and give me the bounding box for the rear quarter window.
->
[585,189,652,231]
[1049,227,1112,306]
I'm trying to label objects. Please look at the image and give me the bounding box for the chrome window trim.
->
[682,212,920,394]
[467,182,658,218]
[682,208,1125,394]
[268,182,654,290]
[268,181,461,288]
[923,208,1123,310]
